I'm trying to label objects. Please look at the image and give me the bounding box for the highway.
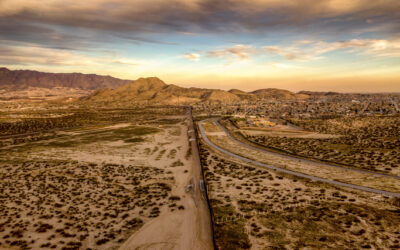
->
[215,119,400,180]
[198,119,400,198]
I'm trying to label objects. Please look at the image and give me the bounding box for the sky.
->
[0,0,399,92]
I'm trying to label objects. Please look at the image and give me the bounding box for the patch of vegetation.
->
[170,160,184,168]
[0,161,171,249]
[185,145,192,160]
[212,202,251,249]
[150,118,183,125]
[124,137,145,143]
[8,126,158,148]
[199,139,400,249]
[45,140,79,148]
[113,126,160,136]
[255,202,400,249]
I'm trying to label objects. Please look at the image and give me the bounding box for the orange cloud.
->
[207,45,255,60]
[182,53,200,61]
[263,39,400,61]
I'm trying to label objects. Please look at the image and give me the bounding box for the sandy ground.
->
[120,121,213,250]
[0,117,213,249]
[199,142,400,249]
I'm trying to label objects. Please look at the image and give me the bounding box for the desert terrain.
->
[199,141,400,249]
[200,119,399,193]
[0,72,399,250]
[233,116,400,176]
[1,0,400,248]
[0,106,212,249]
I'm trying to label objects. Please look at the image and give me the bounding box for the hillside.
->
[0,67,131,90]
[252,88,309,100]
[298,91,341,96]
[84,77,239,104]
[84,77,309,105]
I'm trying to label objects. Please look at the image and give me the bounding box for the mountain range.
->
[83,77,309,104]
[0,67,309,104]
[0,67,131,90]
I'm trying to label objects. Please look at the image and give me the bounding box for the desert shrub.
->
[113,126,160,136]
[96,238,109,245]
[169,196,181,201]
[213,204,251,249]
[124,137,145,143]
[36,223,53,233]
[392,197,400,207]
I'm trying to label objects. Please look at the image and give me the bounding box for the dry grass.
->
[206,132,400,193]
[199,142,400,249]
[0,108,189,249]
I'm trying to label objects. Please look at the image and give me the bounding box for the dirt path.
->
[119,116,213,250]
[119,201,209,250]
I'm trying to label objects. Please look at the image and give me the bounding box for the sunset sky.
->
[0,0,399,92]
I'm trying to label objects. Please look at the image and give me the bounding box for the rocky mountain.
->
[0,67,131,90]
[251,88,309,100]
[84,77,309,105]
[228,89,254,100]
[85,77,236,104]
[0,68,310,104]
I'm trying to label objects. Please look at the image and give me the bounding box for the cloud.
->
[0,18,92,50]
[0,45,99,66]
[182,53,200,61]
[264,46,306,61]
[111,58,141,65]
[0,44,147,68]
[207,45,255,60]
[183,38,400,64]
[0,0,399,77]
[364,39,400,57]
[0,0,398,48]
[263,39,400,61]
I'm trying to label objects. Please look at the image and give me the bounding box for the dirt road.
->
[199,119,400,198]
[119,112,213,250]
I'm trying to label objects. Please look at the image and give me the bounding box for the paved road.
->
[215,119,400,180]
[198,119,400,198]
